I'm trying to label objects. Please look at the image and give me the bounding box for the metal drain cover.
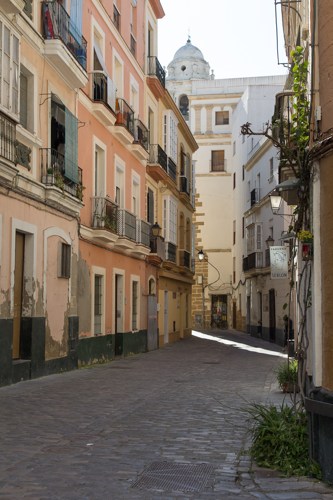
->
[132,461,214,493]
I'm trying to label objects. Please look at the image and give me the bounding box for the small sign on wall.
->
[270,246,288,279]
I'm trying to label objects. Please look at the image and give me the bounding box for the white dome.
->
[167,38,211,81]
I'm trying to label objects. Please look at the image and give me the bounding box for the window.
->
[233,220,236,245]
[256,225,262,251]
[132,280,139,330]
[0,20,19,118]
[51,96,78,183]
[59,243,71,278]
[242,165,245,181]
[94,274,103,335]
[147,188,154,224]
[215,110,229,125]
[113,1,121,31]
[233,172,236,189]
[163,196,177,244]
[247,224,255,253]
[233,140,236,156]
[211,150,225,172]
[179,95,189,120]
[242,217,245,239]
[132,175,139,216]
[233,257,236,284]
[130,3,137,56]
[115,161,124,207]
[163,111,178,162]
[94,143,106,197]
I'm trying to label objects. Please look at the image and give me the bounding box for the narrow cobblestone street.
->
[0,331,332,499]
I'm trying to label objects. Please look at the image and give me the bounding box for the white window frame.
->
[0,18,20,120]
[132,173,140,216]
[163,195,177,244]
[162,110,178,163]
[93,137,107,198]
[114,154,125,207]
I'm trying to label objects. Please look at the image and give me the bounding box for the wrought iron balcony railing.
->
[147,56,165,88]
[133,119,149,152]
[179,176,190,194]
[117,208,136,241]
[150,236,165,260]
[40,148,83,199]
[136,219,150,247]
[42,1,87,70]
[250,188,260,206]
[243,252,263,272]
[91,71,116,111]
[149,144,167,172]
[165,242,177,263]
[179,249,191,269]
[92,196,118,233]
[115,98,134,136]
[0,111,16,164]
[167,157,177,182]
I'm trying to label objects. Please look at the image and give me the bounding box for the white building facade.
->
[166,39,291,341]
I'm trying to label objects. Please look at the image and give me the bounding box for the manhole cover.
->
[132,461,214,493]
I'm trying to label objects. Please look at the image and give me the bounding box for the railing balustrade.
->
[147,56,165,87]
[117,208,136,241]
[92,197,118,233]
[165,242,177,263]
[40,148,82,199]
[91,71,116,111]
[115,98,134,136]
[134,119,149,151]
[0,111,16,163]
[136,219,150,247]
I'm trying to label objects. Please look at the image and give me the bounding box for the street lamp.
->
[151,222,161,237]
[269,191,282,214]
[198,249,205,261]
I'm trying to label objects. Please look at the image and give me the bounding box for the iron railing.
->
[147,56,165,87]
[243,252,263,272]
[136,219,150,247]
[115,98,134,136]
[165,242,177,263]
[179,249,191,269]
[149,144,168,172]
[134,119,149,151]
[91,71,116,111]
[42,1,87,70]
[117,208,136,241]
[40,148,83,199]
[179,176,190,194]
[167,157,177,182]
[0,111,16,163]
[92,197,118,233]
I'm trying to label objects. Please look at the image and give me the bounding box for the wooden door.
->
[13,232,25,359]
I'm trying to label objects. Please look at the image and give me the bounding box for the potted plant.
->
[297,229,313,260]
[276,359,299,393]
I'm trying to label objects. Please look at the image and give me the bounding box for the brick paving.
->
[0,330,332,499]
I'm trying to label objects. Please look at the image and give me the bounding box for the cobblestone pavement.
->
[0,330,332,500]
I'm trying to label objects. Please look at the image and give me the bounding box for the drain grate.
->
[132,461,214,493]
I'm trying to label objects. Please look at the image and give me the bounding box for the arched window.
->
[148,277,156,295]
[179,94,189,120]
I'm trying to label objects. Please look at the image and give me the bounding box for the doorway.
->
[115,274,124,334]
[13,232,25,359]
[164,290,168,344]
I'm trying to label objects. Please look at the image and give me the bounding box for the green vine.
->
[241,46,313,403]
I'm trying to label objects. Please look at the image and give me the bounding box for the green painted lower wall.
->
[115,330,147,357]
[78,334,115,366]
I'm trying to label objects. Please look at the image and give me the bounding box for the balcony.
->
[42,1,88,88]
[179,176,190,195]
[129,118,149,161]
[91,196,118,242]
[243,252,263,273]
[147,56,165,99]
[165,242,177,264]
[89,71,116,127]
[179,249,191,269]
[116,208,137,250]
[250,188,260,207]
[0,111,16,165]
[147,144,167,181]
[167,157,177,182]
[2,0,25,14]
[113,98,134,145]
[148,236,165,266]
[136,219,150,247]
[40,148,83,197]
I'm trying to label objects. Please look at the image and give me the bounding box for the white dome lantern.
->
[167,38,211,81]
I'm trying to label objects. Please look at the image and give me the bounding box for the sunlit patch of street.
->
[192,330,288,359]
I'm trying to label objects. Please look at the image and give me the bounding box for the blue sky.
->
[158,0,288,79]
